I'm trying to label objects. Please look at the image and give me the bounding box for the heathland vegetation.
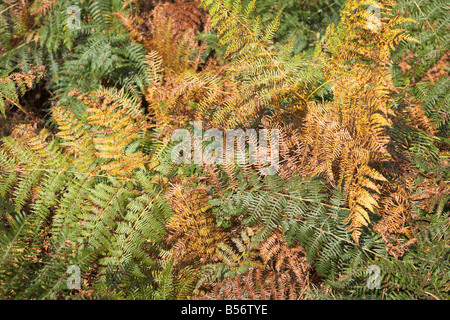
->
[0,0,448,299]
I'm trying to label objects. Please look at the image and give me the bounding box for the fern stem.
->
[306,79,332,100]
[413,1,445,50]
[0,2,20,15]
[0,93,31,116]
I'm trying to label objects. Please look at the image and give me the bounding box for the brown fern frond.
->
[145,62,232,128]
[373,222,418,260]
[29,0,58,17]
[158,1,207,39]
[194,229,320,300]
[379,186,414,236]
[404,99,438,135]
[0,66,46,117]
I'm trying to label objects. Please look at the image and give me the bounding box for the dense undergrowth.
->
[0,0,448,299]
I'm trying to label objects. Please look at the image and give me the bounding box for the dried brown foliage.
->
[195,231,321,300]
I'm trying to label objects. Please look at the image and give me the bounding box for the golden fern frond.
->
[52,106,97,171]
[0,123,71,212]
[298,0,416,243]
[200,0,324,128]
[57,88,149,178]
[83,92,148,177]
[165,179,227,266]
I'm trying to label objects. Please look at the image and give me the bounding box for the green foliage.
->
[251,0,344,53]
[390,0,449,172]
[0,89,175,298]
[323,213,450,300]
[0,0,448,301]
[0,0,151,117]
[200,0,327,127]
[210,171,378,280]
